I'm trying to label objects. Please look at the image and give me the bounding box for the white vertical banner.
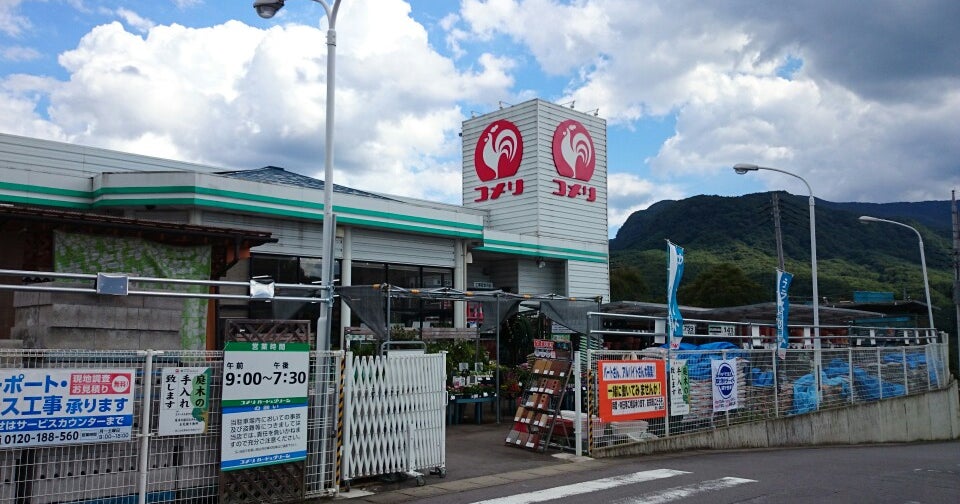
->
[158,367,211,436]
[711,359,740,412]
[666,240,685,350]
[669,359,690,416]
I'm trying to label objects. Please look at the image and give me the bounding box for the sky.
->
[1,0,958,239]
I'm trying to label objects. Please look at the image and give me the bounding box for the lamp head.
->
[733,163,759,175]
[858,216,880,224]
[253,0,285,19]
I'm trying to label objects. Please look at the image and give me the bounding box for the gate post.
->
[137,349,158,504]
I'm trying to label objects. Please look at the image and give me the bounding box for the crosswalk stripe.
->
[613,476,758,504]
[468,469,690,504]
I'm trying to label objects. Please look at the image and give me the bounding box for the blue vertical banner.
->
[666,240,685,349]
[776,269,794,359]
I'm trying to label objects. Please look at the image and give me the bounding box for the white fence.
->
[342,353,446,485]
[0,349,446,503]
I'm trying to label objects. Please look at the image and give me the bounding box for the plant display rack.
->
[504,357,572,452]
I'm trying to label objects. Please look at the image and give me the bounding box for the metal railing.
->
[577,312,951,454]
[0,349,342,504]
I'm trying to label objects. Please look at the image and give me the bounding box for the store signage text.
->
[473,119,525,202]
[551,119,597,203]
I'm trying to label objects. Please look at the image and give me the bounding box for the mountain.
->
[608,192,956,332]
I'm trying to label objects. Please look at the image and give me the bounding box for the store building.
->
[0,99,609,348]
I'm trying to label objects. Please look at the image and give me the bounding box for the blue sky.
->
[2,0,958,238]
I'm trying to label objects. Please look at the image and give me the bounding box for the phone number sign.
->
[0,369,135,448]
[597,360,666,421]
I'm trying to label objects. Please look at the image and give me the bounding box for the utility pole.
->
[951,190,959,377]
[772,192,786,271]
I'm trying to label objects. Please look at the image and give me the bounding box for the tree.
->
[679,263,766,307]
[610,265,649,301]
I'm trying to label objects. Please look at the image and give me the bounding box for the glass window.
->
[353,261,386,285]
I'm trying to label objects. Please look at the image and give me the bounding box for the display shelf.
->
[504,357,572,452]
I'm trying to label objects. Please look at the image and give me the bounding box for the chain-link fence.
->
[580,342,950,453]
[0,348,342,504]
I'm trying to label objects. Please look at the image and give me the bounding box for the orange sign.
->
[597,360,666,421]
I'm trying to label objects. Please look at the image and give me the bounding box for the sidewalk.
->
[337,416,605,502]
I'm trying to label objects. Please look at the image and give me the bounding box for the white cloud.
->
[455,0,960,205]
[606,172,685,238]
[0,0,515,206]
[114,8,156,34]
[1,45,40,61]
[0,0,29,37]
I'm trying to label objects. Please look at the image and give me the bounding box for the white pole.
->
[317,0,341,352]
[858,216,935,330]
[734,164,821,400]
[137,350,158,504]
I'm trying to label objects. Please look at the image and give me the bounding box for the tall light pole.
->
[733,163,822,395]
[254,0,341,351]
[859,216,935,330]
[733,163,821,340]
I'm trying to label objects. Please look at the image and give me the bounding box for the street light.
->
[733,163,822,395]
[859,216,935,330]
[253,0,342,351]
[733,163,821,340]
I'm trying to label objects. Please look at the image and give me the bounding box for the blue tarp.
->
[791,372,850,414]
[664,341,742,380]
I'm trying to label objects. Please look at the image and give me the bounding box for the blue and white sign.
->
[711,359,740,412]
[666,240,685,349]
[0,368,135,447]
[776,269,794,359]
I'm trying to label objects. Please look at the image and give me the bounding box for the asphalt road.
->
[405,441,960,504]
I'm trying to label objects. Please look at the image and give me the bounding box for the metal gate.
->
[341,352,446,486]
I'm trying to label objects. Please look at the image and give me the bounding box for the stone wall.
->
[12,284,183,350]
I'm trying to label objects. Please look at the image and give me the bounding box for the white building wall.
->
[351,229,455,268]
[567,260,610,301]
[517,258,564,295]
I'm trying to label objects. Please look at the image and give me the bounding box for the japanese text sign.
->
[1,368,135,447]
[597,360,666,421]
[220,341,310,471]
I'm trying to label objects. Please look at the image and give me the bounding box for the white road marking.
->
[614,476,758,504]
[467,469,690,504]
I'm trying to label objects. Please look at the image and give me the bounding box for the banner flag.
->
[776,269,794,359]
[666,240,685,349]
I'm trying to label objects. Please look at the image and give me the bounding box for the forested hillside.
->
[608,192,956,334]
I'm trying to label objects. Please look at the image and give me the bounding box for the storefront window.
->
[353,261,386,285]
[246,254,341,342]
[347,262,454,330]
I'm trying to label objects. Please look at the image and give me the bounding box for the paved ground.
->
[335,414,606,503]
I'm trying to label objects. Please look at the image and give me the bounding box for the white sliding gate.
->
[342,352,447,485]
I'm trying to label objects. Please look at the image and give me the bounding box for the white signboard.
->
[708,324,736,337]
[220,342,309,471]
[711,359,740,412]
[669,359,690,416]
[0,368,135,447]
[158,367,210,436]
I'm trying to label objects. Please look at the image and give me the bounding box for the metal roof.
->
[218,166,393,200]
[601,300,884,326]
